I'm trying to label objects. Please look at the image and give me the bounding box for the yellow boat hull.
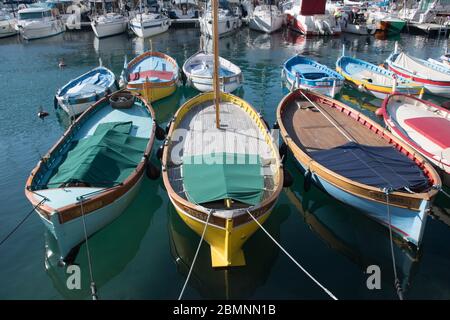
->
[173,201,273,268]
[129,83,177,103]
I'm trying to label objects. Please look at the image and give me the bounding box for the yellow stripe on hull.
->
[336,66,422,95]
[174,204,272,268]
[134,84,177,103]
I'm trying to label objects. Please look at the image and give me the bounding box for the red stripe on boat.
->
[388,65,450,86]
[129,70,174,81]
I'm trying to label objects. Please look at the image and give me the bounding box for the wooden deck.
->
[282,98,390,155]
[167,100,276,206]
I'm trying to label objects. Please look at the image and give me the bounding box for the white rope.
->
[298,90,353,142]
[384,189,404,300]
[79,198,98,300]
[246,210,338,300]
[178,210,212,300]
[440,187,450,200]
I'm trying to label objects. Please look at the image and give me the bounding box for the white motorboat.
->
[17,7,65,40]
[248,4,283,33]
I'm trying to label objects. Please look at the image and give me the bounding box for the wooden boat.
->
[282,55,344,97]
[162,92,283,267]
[55,66,118,117]
[276,89,441,247]
[381,93,450,187]
[25,91,157,260]
[386,45,450,98]
[336,55,423,99]
[162,0,283,268]
[120,51,179,102]
[183,51,243,93]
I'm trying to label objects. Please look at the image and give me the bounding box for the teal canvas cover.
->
[182,153,264,206]
[48,122,148,188]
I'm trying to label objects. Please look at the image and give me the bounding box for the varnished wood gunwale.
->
[276,89,440,211]
[161,92,283,228]
[126,51,179,89]
[24,90,156,224]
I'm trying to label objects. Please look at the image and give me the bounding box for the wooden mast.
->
[212,0,220,128]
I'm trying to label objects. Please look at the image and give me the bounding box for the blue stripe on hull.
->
[293,157,428,246]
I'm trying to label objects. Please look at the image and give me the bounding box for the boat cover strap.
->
[404,117,450,149]
[182,153,264,206]
[311,142,429,191]
[47,122,148,188]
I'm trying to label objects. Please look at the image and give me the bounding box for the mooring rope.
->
[79,197,98,300]
[0,198,47,247]
[383,189,404,300]
[246,210,338,300]
[440,187,450,200]
[178,210,212,300]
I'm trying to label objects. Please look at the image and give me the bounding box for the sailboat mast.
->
[212,0,220,128]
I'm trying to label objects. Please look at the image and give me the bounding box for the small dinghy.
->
[386,44,450,98]
[120,51,179,102]
[183,50,243,93]
[276,89,440,247]
[25,91,158,261]
[337,53,423,99]
[55,66,118,117]
[282,55,344,97]
[381,93,450,187]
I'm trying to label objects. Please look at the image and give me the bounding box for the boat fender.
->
[146,161,161,180]
[181,71,187,86]
[375,108,384,117]
[283,169,293,188]
[155,123,166,141]
[304,169,312,192]
[156,144,164,160]
[227,20,230,29]
[357,84,366,92]
[279,142,287,163]
[53,96,58,110]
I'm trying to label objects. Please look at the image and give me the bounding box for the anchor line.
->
[178,209,212,300]
[0,198,47,248]
[246,210,338,300]
[79,197,98,300]
[384,189,404,300]
[440,187,450,200]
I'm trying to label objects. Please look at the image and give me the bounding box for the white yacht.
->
[16,7,65,40]
[248,4,283,33]
[0,9,17,38]
[129,1,170,38]
[167,0,200,20]
[199,0,241,38]
[91,12,128,38]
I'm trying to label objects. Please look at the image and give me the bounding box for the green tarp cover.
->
[182,153,264,206]
[48,121,148,188]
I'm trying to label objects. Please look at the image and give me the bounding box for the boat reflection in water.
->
[44,179,161,299]
[168,203,289,299]
[285,176,421,295]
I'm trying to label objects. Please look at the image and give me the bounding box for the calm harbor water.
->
[0,28,450,300]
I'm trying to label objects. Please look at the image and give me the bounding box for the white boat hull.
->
[0,20,17,38]
[19,20,65,40]
[41,175,145,260]
[285,76,343,98]
[57,99,93,118]
[129,18,170,38]
[188,75,242,93]
[91,20,128,38]
[200,16,241,37]
[286,10,341,36]
[249,14,283,33]
[340,22,376,35]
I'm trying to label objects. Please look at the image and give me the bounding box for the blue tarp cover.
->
[311,142,429,191]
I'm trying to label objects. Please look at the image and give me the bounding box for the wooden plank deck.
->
[282,99,390,155]
[167,100,276,204]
